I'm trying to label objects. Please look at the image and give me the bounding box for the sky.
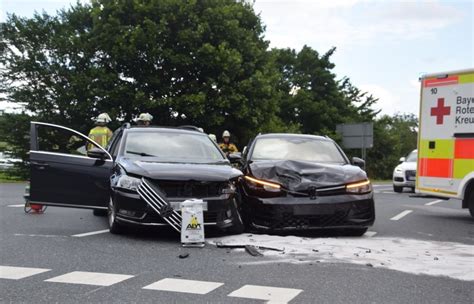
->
[1,0,473,116]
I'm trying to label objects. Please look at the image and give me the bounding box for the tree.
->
[0,0,285,146]
[271,46,378,137]
[364,113,418,179]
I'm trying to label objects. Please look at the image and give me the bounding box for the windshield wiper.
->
[126,151,157,157]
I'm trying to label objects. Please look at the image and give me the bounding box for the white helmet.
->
[208,134,217,142]
[96,113,111,123]
[138,113,153,122]
[222,130,230,138]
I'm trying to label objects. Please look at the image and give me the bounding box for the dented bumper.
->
[243,192,375,231]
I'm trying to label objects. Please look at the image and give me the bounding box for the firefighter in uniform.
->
[137,113,153,126]
[87,113,113,150]
[219,130,238,155]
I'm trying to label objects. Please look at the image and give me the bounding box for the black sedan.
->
[237,133,375,236]
[29,122,245,234]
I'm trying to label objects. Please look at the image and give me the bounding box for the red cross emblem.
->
[430,98,450,125]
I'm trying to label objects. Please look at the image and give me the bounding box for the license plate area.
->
[293,204,335,215]
[170,201,208,211]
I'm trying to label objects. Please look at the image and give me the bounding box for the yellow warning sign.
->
[186,215,202,230]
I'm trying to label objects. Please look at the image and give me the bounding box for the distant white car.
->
[0,152,22,171]
[392,150,417,193]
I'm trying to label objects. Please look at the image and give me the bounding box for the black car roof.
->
[255,133,331,141]
[124,126,206,136]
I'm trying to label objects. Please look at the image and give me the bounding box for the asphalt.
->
[1,183,473,303]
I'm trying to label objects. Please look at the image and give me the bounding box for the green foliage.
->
[364,113,418,179]
[0,113,31,178]
[271,46,379,138]
[0,0,415,180]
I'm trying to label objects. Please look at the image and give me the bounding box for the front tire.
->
[393,185,403,193]
[108,197,123,234]
[93,209,107,216]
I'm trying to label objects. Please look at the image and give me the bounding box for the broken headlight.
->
[222,181,237,194]
[116,175,141,191]
[346,180,372,194]
[244,176,281,193]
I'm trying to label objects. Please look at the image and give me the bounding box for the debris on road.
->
[215,241,284,252]
[208,234,474,281]
[245,245,263,257]
[178,253,189,259]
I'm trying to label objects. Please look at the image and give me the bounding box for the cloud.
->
[254,0,465,50]
[359,84,400,115]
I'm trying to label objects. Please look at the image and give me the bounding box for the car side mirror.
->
[87,147,108,160]
[352,157,365,169]
[399,157,406,163]
[242,146,248,155]
[228,152,242,163]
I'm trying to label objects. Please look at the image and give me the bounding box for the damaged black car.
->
[237,133,375,236]
[28,122,245,234]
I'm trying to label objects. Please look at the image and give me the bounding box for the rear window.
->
[123,131,224,163]
[251,137,346,164]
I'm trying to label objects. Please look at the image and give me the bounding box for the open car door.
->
[29,122,113,209]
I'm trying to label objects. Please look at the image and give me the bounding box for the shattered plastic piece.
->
[178,253,189,259]
[366,263,373,267]
[215,241,284,252]
[245,245,263,257]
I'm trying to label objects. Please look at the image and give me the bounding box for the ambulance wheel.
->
[393,185,403,193]
[108,197,123,234]
[93,209,107,216]
[467,189,474,218]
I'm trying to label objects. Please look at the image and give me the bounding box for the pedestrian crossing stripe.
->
[1,265,304,302]
[0,266,50,280]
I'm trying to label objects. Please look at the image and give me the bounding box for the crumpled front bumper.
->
[242,192,375,231]
[111,189,239,229]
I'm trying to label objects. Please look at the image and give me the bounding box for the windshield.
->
[406,150,417,162]
[251,137,347,163]
[123,131,225,163]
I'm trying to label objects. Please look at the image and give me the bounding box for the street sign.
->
[336,122,373,149]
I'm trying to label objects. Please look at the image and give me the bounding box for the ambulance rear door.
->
[416,69,474,199]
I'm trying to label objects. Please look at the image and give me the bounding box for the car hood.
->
[248,160,367,190]
[119,158,242,182]
[397,161,417,171]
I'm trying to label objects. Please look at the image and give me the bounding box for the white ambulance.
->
[416,68,474,217]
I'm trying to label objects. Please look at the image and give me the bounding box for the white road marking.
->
[71,229,109,237]
[45,271,133,286]
[143,278,223,295]
[228,285,303,304]
[0,266,50,280]
[14,233,66,238]
[6,204,25,207]
[364,231,377,237]
[425,199,444,206]
[390,210,413,221]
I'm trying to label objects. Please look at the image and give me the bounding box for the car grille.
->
[251,200,373,229]
[152,180,225,198]
[405,170,416,180]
